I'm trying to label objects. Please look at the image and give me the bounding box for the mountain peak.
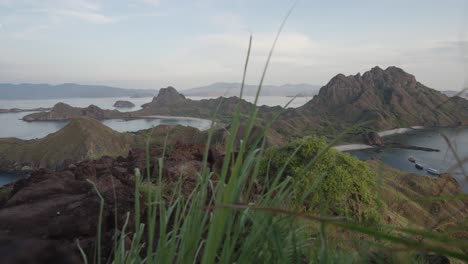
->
[302,66,467,129]
[157,86,186,100]
[370,65,384,72]
[147,86,186,107]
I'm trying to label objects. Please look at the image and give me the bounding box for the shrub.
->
[261,136,382,224]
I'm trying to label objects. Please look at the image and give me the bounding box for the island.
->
[113,100,135,108]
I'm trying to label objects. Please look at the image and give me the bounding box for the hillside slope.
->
[367,160,468,231]
[0,117,135,170]
[301,66,468,129]
[275,66,468,137]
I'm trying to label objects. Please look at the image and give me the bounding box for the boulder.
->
[364,131,384,146]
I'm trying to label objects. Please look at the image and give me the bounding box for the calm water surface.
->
[0,96,307,139]
[350,127,468,192]
[0,96,305,185]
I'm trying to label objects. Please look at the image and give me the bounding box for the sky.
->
[1,0,468,90]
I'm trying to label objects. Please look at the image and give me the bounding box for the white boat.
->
[415,163,424,170]
[426,168,441,175]
[408,156,416,163]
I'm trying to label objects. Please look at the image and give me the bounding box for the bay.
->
[350,127,468,192]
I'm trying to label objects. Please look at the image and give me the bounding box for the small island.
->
[113,100,135,108]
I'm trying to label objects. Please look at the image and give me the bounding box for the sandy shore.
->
[334,126,425,152]
[141,115,213,130]
[333,144,374,152]
[378,126,424,137]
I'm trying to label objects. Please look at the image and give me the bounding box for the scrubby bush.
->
[261,136,382,224]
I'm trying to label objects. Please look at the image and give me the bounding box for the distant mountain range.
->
[0,82,321,100]
[181,82,321,97]
[0,83,157,100]
[442,90,468,99]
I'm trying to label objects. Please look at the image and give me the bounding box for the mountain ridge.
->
[283,66,468,132]
[15,66,468,140]
[0,83,158,100]
[182,82,320,97]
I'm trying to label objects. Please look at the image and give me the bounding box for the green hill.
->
[0,117,135,170]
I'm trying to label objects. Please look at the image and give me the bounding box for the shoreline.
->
[334,126,425,152]
[332,144,374,152]
[377,126,424,137]
[139,115,213,131]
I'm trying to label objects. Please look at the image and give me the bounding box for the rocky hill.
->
[22,102,130,121]
[276,66,468,136]
[309,66,468,128]
[137,86,282,120]
[0,117,135,170]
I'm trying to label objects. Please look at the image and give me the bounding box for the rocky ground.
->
[0,142,217,263]
[0,143,467,262]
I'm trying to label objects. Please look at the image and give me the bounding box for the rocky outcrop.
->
[272,66,468,138]
[0,142,220,262]
[113,100,135,108]
[298,66,468,130]
[364,131,384,146]
[22,103,129,121]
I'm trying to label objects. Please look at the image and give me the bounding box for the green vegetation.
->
[0,117,134,169]
[261,136,382,224]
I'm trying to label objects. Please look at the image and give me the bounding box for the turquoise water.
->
[350,127,468,192]
[0,96,303,140]
[0,112,212,139]
[0,172,26,186]
[0,96,305,186]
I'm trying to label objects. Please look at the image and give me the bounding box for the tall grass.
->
[78,3,468,263]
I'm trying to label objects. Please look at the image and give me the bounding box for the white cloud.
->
[63,0,100,11]
[140,0,160,7]
[58,10,118,24]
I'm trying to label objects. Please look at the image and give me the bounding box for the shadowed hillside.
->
[0,117,135,170]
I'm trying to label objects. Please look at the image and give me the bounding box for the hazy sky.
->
[1,0,468,90]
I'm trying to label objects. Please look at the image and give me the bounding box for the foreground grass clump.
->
[261,136,383,224]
